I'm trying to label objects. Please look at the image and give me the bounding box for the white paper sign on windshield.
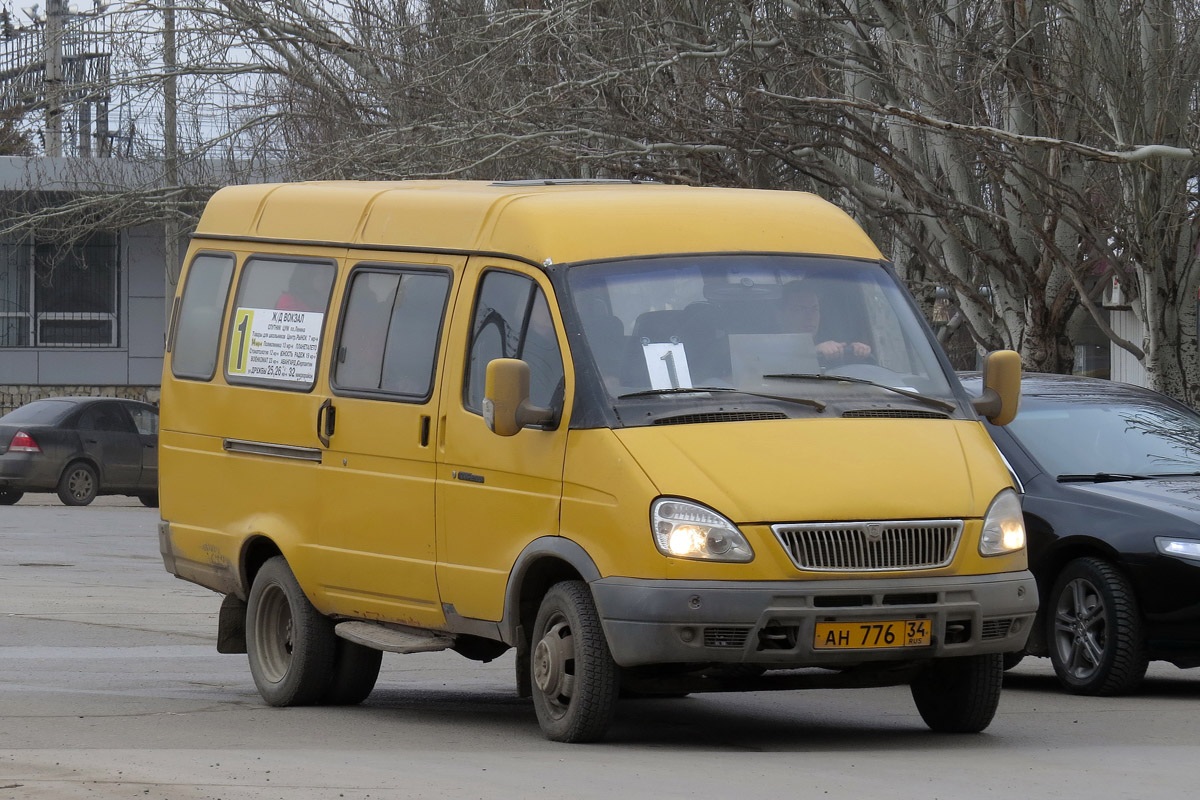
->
[643,342,692,390]
[228,307,323,383]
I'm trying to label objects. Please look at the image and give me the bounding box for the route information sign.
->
[227,307,324,383]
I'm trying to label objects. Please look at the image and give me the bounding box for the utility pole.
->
[163,2,181,319]
[43,0,64,157]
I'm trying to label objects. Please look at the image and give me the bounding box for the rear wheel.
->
[530,581,620,742]
[246,556,336,706]
[321,640,382,705]
[0,489,23,505]
[138,493,159,508]
[57,462,98,506]
[1046,557,1147,695]
[910,654,1003,733]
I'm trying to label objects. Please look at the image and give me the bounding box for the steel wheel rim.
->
[1053,577,1107,680]
[68,468,93,501]
[533,613,576,720]
[255,583,294,683]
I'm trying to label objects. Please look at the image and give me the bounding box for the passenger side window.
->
[127,406,159,436]
[464,271,564,418]
[225,257,336,390]
[334,267,451,399]
[172,253,235,380]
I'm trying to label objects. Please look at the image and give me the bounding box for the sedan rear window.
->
[0,399,75,425]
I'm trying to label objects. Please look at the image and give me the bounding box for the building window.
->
[0,232,120,348]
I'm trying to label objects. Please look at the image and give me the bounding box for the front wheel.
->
[0,489,23,505]
[57,462,98,506]
[246,556,336,706]
[529,581,620,743]
[910,654,1003,733]
[1046,557,1147,695]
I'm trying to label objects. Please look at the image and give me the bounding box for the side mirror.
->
[972,349,1021,426]
[483,358,554,436]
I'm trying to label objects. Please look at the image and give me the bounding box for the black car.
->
[962,372,1200,695]
[0,397,158,507]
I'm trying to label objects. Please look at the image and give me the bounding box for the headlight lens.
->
[979,489,1026,556]
[1156,537,1200,559]
[651,498,754,562]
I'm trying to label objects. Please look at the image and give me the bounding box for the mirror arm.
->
[971,388,1002,419]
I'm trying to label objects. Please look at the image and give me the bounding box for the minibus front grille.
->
[653,411,788,425]
[771,520,963,572]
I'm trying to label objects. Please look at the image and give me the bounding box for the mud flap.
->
[217,594,248,654]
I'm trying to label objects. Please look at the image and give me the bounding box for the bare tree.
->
[3,0,1200,401]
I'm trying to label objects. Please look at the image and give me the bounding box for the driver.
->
[780,282,872,363]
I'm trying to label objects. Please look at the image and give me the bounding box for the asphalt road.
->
[3,496,1199,800]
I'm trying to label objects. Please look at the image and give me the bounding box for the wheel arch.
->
[238,535,284,599]
[58,456,100,486]
[1028,537,1132,656]
[501,536,601,646]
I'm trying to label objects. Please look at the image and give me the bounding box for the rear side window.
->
[333,267,451,400]
[172,253,235,380]
[78,402,137,434]
[225,257,336,391]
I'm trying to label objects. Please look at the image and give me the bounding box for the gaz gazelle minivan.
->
[159,179,1035,742]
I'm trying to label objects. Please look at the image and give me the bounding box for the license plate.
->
[814,619,932,650]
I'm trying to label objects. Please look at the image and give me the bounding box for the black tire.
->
[1002,652,1026,671]
[1046,557,1148,695]
[138,493,159,508]
[0,489,23,505]
[246,556,336,706]
[910,654,1003,733]
[57,461,98,506]
[321,639,382,705]
[530,581,620,743]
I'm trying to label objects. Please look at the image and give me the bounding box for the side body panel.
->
[434,258,573,622]
[308,251,464,628]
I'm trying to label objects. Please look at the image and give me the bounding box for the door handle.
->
[316,399,336,447]
[419,415,431,447]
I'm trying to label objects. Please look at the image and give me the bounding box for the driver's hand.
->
[816,340,845,358]
[851,342,872,358]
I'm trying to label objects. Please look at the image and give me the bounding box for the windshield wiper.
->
[1146,472,1200,478]
[762,373,957,413]
[1057,473,1153,483]
[617,386,825,412]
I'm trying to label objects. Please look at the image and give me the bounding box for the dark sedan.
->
[0,397,158,507]
[962,372,1200,695]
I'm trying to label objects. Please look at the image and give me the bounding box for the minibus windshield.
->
[566,255,958,419]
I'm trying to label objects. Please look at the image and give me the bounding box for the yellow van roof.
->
[193,180,884,264]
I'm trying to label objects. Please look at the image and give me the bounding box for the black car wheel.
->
[530,581,620,743]
[0,489,23,505]
[1046,557,1148,695]
[246,556,336,706]
[138,493,159,508]
[910,653,1003,732]
[57,461,98,506]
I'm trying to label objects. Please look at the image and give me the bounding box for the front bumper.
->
[592,571,1038,667]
